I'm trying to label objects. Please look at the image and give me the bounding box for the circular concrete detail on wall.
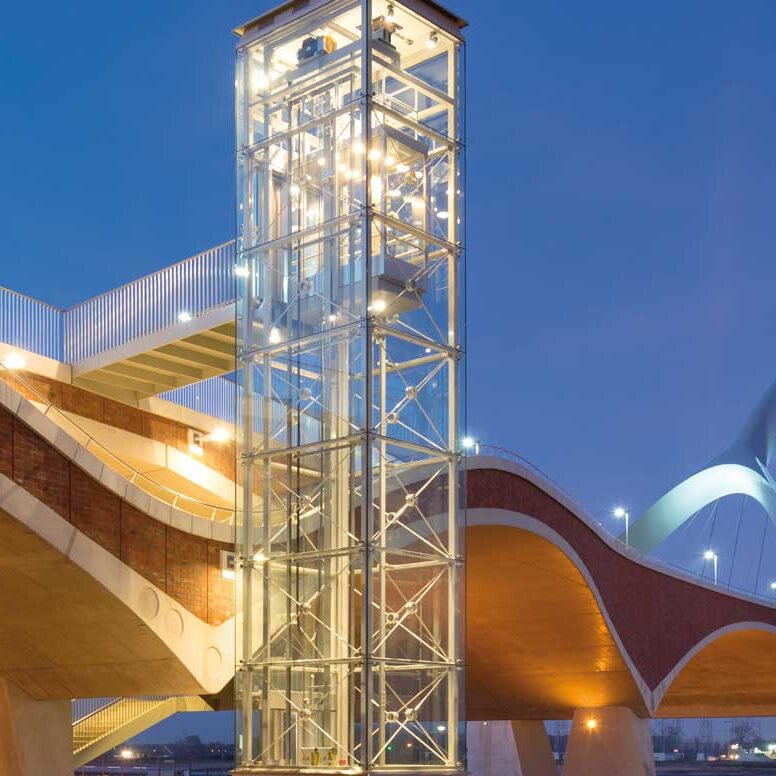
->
[205,647,223,679]
[165,609,185,641]
[138,587,160,619]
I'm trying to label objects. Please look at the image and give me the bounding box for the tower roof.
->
[234,0,467,43]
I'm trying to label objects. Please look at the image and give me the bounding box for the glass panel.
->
[236,2,465,771]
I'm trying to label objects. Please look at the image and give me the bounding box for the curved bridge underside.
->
[3,374,776,721]
[467,459,776,720]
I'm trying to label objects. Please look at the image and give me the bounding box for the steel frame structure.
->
[234,1,466,772]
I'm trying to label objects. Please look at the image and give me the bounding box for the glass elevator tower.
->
[234,1,466,772]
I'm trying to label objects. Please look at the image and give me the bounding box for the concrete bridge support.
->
[467,720,556,776]
[563,707,655,776]
[0,679,72,776]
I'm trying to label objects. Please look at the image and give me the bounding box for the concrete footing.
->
[562,706,655,776]
[467,720,556,776]
[0,679,72,776]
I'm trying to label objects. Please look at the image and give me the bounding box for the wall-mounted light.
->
[188,429,204,456]
[1,353,26,370]
[178,311,193,323]
[220,549,236,581]
[427,30,439,49]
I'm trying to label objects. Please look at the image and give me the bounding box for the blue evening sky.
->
[3,0,776,744]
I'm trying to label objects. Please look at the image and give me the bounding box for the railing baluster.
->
[0,240,235,366]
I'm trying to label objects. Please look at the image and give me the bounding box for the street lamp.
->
[614,507,629,547]
[704,550,718,585]
[462,437,479,455]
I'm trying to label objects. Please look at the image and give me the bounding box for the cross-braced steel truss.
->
[234,2,466,772]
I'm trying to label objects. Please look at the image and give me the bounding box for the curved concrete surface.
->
[467,457,776,719]
[0,378,234,700]
[5,373,776,720]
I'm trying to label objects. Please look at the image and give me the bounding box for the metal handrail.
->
[62,241,236,364]
[0,286,63,361]
[0,364,235,523]
[0,240,238,366]
[72,696,168,753]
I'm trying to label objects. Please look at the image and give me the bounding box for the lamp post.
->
[462,437,480,455]
[704,550,718,585]
[614,507,629,548]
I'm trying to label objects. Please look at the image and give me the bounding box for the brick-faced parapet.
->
[0,403,234,625]
[0,370,236,481]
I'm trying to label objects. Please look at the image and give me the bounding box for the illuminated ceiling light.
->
[368,148,382,161]
[338,163,348,174]
[353,141,365,155]
[414,170,423,180]
[427,30,439,49]
[178,311,193,322]
[254,550,267,563]
[462,437,475,449]
[307,206,319,220]
[387,188,402,197]
[1,353,26,370]
[221,568,236,581]
[372,298,387,314]
[119,748,135,760]
[208,427,230,443]
[396,163,409,173]
[317,157,326,167]
[386,2,395,18]
[586,718,598,731]
[436,724,446,732]
[252,68,269,91]
[290,184,300,195]
[269,327,282,345]
[436,210,449,219]
[234,264,249,278]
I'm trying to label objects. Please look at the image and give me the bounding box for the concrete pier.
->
[563,706,655,776]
